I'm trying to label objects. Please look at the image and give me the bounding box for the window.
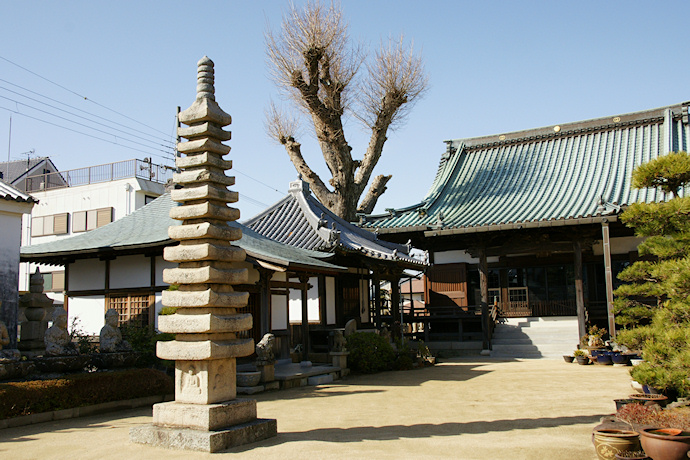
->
[72,207,112,233]
[108,294,153,328]
[31,213,69,237]
[43,271,65,292]
[144,195,156,205]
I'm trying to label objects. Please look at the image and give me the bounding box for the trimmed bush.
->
[0,368,173,419]
[346,332,395,374]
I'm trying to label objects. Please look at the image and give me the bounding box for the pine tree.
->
[614,151,690,396]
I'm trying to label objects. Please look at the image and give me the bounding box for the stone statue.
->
[380,326,391,343]
[44,307,78,356]
[99,309,132,353]
[344,318,357,337]
[255,333,275,365]
[332,330,346,352]
[0,320,20,362]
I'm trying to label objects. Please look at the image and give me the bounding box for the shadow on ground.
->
[227,413,605,453]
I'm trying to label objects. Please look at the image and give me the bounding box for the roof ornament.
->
[328,222,341,245]
[317,212,328,229]
[393,249,398,258]
[405,239,412,254]
[436,212,445,228]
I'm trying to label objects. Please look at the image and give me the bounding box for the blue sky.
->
[1,1,689,219]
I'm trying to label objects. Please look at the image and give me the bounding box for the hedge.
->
[0,368,173,419]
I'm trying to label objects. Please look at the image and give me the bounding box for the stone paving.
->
[0,357,633,459]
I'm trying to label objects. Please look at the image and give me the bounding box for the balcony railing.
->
[24,159,174,192]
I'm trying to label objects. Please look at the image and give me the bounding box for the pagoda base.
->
[130,417,277,453]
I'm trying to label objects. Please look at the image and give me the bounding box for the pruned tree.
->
[265,1,427,221]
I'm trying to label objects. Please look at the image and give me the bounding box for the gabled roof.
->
[0,157,57,185]
[364,102,690,235]
[243,179,426,268]
[21,193,346,272]
[0,179,37,204]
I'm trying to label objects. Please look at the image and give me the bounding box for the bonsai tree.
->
[613,151,690,397]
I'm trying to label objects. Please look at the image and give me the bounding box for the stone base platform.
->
[130,418,277,453]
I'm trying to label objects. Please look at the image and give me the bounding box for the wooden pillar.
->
[373,272,381,329]
[573,240,586,340]
[601,220,616,338]
[257,268,273,336]
[479,247,489,349]
[298,274,310,361]
[390,273,401,339]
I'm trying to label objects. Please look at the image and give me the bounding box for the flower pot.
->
[615,398,640,411]
[612,353,630,365]
[639,427,690,460]
[576,355,591,365]
[563,355,575,363]
[596,354,614,365]
[592,429,642,460]
[629,394,668,407]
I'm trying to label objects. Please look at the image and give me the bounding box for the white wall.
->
[592,236,645,256]
[288,277,320,323]
[68,295,104,336]
[69,258,105,291]
[110,255,150,289]
[271,294,288,330]
[433,250,499,264]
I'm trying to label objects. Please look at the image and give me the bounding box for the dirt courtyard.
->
[0,357,632,459]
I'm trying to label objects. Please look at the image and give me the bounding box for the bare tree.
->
[265,1,427,221]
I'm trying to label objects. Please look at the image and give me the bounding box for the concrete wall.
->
[0,199,33,347]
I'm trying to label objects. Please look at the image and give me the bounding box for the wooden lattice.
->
[108,294,152,328]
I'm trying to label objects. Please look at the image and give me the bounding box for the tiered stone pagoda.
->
[131,57,276,452]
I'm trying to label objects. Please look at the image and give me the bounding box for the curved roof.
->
[21,193,345,272]
[243,179,426,267]
[364,102,689,235]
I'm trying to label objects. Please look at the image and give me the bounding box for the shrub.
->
[120,325,174,368]
[346,332,395,374]
[0,368,173,419]
[616,403,690,430]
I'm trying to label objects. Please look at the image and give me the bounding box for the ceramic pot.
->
[611,353,630,365]
[563,355,574,363]
[629,394,668,407]
[639,427,690,460]
[596,354,614,365]
[592,429,641,460]
[576,355,590,365]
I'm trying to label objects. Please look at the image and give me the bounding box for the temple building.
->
[362,102,689,352]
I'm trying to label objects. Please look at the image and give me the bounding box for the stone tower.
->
[130,57,276,452]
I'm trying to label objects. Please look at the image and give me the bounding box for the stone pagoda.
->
[130,57,276,452]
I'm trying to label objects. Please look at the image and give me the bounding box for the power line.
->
[0,86,174,151]
[0,95,175,156]
[233,168,285,195]
[0,55,171,138]
[0,78,175,146]
[238,192,270,209]
[0,104,174,162]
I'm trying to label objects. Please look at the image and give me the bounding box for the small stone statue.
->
[0,320,20,362]
[332,330,346,352]
[380,326,391,343]
[255,333,275,365]
[344,318,357,337]
[99,309,132,353]
[44,307,78,356]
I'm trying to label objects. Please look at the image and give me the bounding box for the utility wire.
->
[0,78,175,146]
[0,95,175,156]
[233,168,284,195]
[0,86,174,151]
[238,192,270,209]
[0,55,171,138]
[0,104,173,162]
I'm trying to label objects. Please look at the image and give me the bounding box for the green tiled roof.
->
[21,193,345,272]
[364,103,690,234]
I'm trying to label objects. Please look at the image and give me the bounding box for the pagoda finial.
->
[196,56,215,101]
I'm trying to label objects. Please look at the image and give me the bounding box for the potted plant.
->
[583,325,608,351]
[592,428,642,460]
[616,402,690,460]
[574,349,590,365]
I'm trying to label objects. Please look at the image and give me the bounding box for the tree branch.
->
[357,174,392,214]
[282,137,336,208]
